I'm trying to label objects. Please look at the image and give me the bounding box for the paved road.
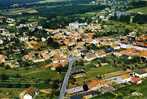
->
[58,56,75,99]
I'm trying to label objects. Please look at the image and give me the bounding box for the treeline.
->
[38,5,105,28]
[111,13,147,24]
[37,5,105,17]
[0,0,92,9]
[128,0,147,9]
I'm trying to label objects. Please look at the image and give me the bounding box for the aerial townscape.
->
[0,0,146,99]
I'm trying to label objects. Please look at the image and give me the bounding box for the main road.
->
[58,55,75,99]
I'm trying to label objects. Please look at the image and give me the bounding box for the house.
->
[135,42,147,48]
[130,76,142,85]
[23,52,33,61]
[127,35,136,44]
[84,52,97,61]
[43,50,67,69]
[23,50,50,63]
[23,94,33,99]
[95,50,107,58]
[71,49,81,57]
[0,16,6,23]
[133,68,147,78]
[67,86,83,94]
[19,36,29,42]
[0,54,6,64]
[119,48,147,58]
[39,50,50,60]
[6,18,15,24]
[0,39,3,44]
[25,40,41,50]
[137,35,147,42]
[20,87,39,99]
[51,50,68,63]
[5,60,20,68]
[135,35,147,48]
[108,73,131,84]
[71,68,86,79]
[0,28,7,34]
[119,43,131,49]
[68,22,87,30]
[83,33,94,43]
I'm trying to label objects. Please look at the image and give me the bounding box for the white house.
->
[108,76,130,84]
[20,87,39,99]
[68,22,87,30]
[23,94,33,99]
[134,68,147,78]
[67,86,83,94]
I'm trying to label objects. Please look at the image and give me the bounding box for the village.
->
[0,12,147,99]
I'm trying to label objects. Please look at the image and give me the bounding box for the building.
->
[67,86,84,94]
[130,76,142,85]
[119,48,147,58]
[134,68,147,78]
[68,22,87,30]
[0,54,6,64]
[20,87,39,99]
[71,68,86,79]
[84,52,97,61]
[23,50,50,63]
[135,35,147,48]
[108,73,131,84]
[0,28,7,34]
[23,94,33,99]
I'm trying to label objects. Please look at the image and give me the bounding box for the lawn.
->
[128,7,147,14]
[86,65,119,80]
[0,88,23,98]
[0,8,38,16]
[24,68,62,81]
[0,67,62,82]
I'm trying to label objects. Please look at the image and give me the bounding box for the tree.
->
[0,74,9,80]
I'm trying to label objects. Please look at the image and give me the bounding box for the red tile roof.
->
[130,76,141,84]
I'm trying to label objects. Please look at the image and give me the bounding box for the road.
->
[58,55,75,99]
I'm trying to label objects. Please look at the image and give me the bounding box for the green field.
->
[128,7,147,14]
[0,88,23,98]
[0,67,62,83]
[85,65,119,80]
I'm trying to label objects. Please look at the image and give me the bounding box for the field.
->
[0,8,38,15]
[128,7,147,14]
[0,67,62,83]
[0,88,23,98]
[86,65,119,80]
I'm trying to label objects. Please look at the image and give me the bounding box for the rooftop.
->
[119,48,147,58]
